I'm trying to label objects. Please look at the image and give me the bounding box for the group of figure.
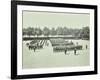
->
[64,42,88,55]
[26,40,49,52]
[64,48,77,55]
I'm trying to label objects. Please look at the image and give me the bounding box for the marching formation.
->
[25,38,86,55]
[50,38,82,55]
[26,39,49,52]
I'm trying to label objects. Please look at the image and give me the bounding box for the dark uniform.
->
[33,46,36,52]
[74,48,77,55]
[86,45,88,49]
[65,48,67,55]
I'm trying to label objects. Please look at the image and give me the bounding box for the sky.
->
[22,10,90,29]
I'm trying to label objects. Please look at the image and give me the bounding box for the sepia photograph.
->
[22,11,90,69]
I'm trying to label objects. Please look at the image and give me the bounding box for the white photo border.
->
[17,5,95,75]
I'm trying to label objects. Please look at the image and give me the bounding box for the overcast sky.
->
[22,11,90,29]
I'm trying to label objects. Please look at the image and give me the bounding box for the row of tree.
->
[23,26,89,39]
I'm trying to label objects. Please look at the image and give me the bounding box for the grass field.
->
[22,39,90,69]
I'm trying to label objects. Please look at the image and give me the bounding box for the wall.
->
[0,0,99,80]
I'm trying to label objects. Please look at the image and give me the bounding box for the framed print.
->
[11,0,98,79]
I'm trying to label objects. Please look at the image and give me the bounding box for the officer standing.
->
[74,48,77,55]
[65,48,67,55]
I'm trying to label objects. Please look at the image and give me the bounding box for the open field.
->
[22,39,90,69]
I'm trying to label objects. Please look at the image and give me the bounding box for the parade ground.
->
[22,39,90,69]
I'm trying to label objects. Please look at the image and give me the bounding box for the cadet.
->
[86,45,88,49]
[65,48,67,55]
[74,48,77,55]
[33,46,36,52]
